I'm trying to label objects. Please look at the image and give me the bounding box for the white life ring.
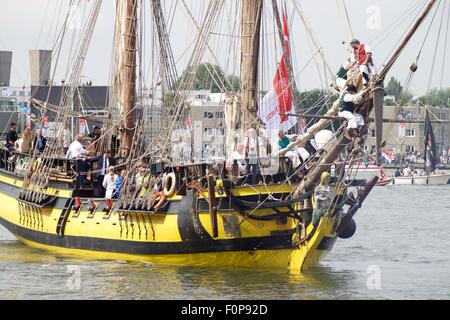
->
[163,172,176,197]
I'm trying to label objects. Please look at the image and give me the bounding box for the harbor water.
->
[1,185,449,300]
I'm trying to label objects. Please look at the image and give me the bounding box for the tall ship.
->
[0,0,441,273]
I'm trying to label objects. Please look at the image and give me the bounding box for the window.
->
[215,112,225,119]
[204,128,214,136]
[204,128,224,137]
[371,129,376,138]
[406,145,416,152]
[405,129,416,137]
[203,144,211,157]
[204,112,214,119]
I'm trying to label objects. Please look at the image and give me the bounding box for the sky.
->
[0,0,449,96]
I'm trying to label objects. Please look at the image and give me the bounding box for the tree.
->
[300,89,337,115]
[226,74,241,92]
[176,63,240,93]
[299,89,339,129]
[385,77,413,106]
[385,77,403,99]
[419,88,450,107]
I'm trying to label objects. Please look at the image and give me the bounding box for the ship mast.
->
[372,0,437,165]
[121,0,138,156]
[240,0,263,129]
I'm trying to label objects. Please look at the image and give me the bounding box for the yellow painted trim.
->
[0,171,72,198]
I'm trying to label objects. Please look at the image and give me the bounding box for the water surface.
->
[1,185,449,299]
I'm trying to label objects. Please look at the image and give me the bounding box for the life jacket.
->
[354,44,368,65]
[338,93,355,113]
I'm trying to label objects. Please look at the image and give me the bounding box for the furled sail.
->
[113,0,127,116]
[112,0,137,155]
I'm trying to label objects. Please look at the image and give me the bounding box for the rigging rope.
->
[439,0,450,89]
[427,0,446,92]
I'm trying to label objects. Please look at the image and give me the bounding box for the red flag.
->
[273,10,292,123]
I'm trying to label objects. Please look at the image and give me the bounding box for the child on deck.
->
[102,166,118,209]
[114,169,127,198]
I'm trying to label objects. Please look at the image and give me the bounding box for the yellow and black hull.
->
[0,171,338,273]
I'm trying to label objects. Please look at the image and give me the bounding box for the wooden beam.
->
[121,0,138,156]
[373,84,385,166]
[207,175,218,238]
[240,0,263,127]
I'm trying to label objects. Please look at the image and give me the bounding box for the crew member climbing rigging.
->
[350,39,377,87]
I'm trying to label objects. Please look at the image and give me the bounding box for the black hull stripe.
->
[0,217,293,255]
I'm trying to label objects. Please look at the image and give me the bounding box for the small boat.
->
[393,176,413,185]
[413,175,428,185]
[427,173,450,185]
[376,177,393,186]
[393,173,450,185]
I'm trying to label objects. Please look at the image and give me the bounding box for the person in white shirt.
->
[66,134,90,189]
[337,85,365,139]
[296,147,311,163]
[309,138,319,151]
[102,166,118,209]
[14,138,23,152]
[66,134,89,160]
[403,165,413,177]
[226,143,247,175]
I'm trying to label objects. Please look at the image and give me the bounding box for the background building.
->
[0,97,19,141]
[0,87,31,140]
[141,88,163,144]
[365,105,450,158]
[189,90,226,160]
[29,50,52,86]
[30,85,110,137]
[0,51,12,87]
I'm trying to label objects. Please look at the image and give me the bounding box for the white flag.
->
[259,89,296,143]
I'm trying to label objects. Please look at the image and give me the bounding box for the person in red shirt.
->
[350,39,376,87]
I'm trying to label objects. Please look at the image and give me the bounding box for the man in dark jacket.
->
[5,122,18,151]
[92,150,116,196]
[33,129,47,153]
